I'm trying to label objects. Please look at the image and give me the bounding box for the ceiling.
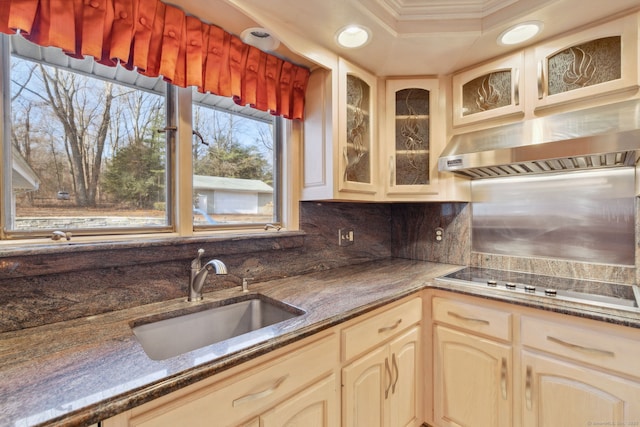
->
[173,0,640,77]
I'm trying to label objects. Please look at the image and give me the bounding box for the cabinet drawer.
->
[342,297,422,361]
[433,297,511,341]
[129,333,338,427]
[521,316,640,379]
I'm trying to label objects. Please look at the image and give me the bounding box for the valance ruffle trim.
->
[0,0,309,119]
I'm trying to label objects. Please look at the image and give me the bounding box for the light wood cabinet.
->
[303,62,468,202]
[104,296,423,427]
[383,78,444,198]
[432,298,513,427]
[302,59,378,202]
[434,326,512,427]
[103,333,339,427]
[260,374,339,427]
[339,58,378,196]
[451,11,640,130]
[533,13,639,112]
[452,52,525,127]
[522,352,640,427]
[429,291,640,427]
[341,297,423,427]
[343,326,421,427]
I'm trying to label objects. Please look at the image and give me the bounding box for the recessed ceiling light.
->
[241,27,281,52]
[498,21,543,46]
[336,25,371,48]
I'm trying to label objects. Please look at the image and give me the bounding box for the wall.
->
[0,201,391,333]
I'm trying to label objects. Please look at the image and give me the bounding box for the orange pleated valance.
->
[0,0,309,119]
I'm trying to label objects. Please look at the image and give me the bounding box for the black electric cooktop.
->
[437,267,639,312]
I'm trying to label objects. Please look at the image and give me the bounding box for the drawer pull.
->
[384,357,392,399]
[500,357,508,401]
[391,352,399,394]
[547,336,615,357]
[525,365,533,410]
[447,311,490,325]
[232,375,288,407]
[378,319,402,333]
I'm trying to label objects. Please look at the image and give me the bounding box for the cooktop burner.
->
[437,267,639,311]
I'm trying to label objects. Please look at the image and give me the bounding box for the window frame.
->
[0,34,295,244]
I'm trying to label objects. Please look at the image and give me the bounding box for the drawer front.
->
[433,297,511,341]
[521,316,640,378]
[130,333,338,427]
[342,297,422,361]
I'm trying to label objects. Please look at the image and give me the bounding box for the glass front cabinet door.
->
[338,58,378,197]
[452,52,525,127]
[534,13,639,111]
[384,78,442,196]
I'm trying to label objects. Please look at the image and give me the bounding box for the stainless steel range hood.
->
[438,99,640,179]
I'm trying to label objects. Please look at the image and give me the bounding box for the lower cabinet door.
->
[260,374,339,427]
[521,351,640,427]
[434,325,512,427]
[388,326,421,427]
[342,345,388,427]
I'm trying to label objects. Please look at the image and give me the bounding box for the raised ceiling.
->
[174,0,640,76]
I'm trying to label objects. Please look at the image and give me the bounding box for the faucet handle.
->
[191,248,205,269]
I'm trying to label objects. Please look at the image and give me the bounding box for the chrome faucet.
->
[189,249,228,301]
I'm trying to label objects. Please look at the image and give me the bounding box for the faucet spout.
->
[188,249,227,302]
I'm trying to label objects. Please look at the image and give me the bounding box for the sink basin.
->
[131,295,305,360]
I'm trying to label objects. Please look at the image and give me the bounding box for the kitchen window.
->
[0,35,286,241]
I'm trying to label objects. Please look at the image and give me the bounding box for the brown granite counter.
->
[2,259,639,427]
[0,259,458,427]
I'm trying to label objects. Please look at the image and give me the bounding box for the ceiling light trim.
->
[240,27,281,52]
[497,20,543,45]
[335,25,372,48]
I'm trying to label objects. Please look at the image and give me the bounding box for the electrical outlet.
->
[338,228,355,246]
[435,227,444,243]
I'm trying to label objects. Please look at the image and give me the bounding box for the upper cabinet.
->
[451,12,640,130]
[302,60,468,202]
[534,13,639,111]
[301,59,378,202]
[452,52,525,127]
[384,78,443,197]
[339,59,378,196]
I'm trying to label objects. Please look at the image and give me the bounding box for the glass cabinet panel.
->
[534,14,637,111]
[547,36,621,96]
[394,88,430,185]
[462,71,512,116]
[344,74,371,184]
[452,52,524,127]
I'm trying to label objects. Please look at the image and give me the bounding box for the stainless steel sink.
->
[131,295,305,360]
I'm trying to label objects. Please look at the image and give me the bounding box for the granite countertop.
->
[2,258,640,427]
[0,259,459,427]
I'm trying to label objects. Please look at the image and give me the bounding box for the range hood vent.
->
[438,99,640,179]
